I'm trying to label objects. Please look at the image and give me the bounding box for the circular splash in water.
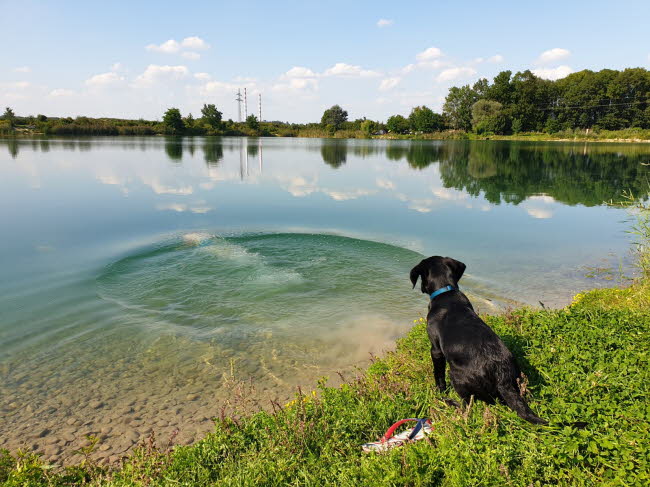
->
[97,232,425,349]
[95,232,507,396]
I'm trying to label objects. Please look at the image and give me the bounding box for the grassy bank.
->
[378,127,650,143]
[1,280,648,485]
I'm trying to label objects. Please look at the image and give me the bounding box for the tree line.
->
[323,67,650,136]
[1,67,648,137]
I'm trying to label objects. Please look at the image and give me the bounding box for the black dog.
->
[410,256,547,425]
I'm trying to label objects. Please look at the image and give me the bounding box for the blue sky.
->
[1,0,649,122]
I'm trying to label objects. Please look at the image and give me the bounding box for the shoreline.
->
[3,130,650,144]
[2,280,648,484]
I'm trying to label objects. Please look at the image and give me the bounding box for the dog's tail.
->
[497,381,548,425]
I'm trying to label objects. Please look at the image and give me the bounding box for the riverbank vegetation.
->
[2,67,648,141]
[1,201,649,485]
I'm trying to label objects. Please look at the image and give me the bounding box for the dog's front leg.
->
[430,344,447,392]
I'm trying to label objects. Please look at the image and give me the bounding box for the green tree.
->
[443,86,478,131]
[471,100,504,133]
[321,105,348,130]
[184,113,195,130]
[2,107,16,128]
[201,103,223,130]
[162,108,185,135]
[360,119,377,136]
[510,70,554,132]
[246,114,260,130]
[408,106,445,133]
[487,71,514,105]
[472,78,490,98]
[386,115,410,134]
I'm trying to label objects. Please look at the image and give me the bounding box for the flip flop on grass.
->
[362,418,432,453]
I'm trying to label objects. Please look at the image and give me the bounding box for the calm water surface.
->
[0,137,648,462]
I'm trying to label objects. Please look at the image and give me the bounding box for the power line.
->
[539,99,649,111]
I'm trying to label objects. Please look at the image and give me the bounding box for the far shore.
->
[4,127,650,144]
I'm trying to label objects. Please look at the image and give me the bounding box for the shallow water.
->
[0,137,648,463]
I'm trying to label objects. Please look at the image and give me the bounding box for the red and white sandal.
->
[362,418,432,453]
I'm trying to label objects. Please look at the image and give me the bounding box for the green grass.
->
[480,127,650,142]
[377,128,650,143]
[2,286,649,486]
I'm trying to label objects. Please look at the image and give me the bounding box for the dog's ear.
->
[410,262,424,289]
[443,257,466,283]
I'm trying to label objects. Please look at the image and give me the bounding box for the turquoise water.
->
[0,137,648,462]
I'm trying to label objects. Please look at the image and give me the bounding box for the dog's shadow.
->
[499,333,547,390]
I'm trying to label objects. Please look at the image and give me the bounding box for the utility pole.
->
[235,89,242,123]
[244,88,248,120]
[258,93,262,122]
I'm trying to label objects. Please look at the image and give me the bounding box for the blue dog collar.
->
[430,285,458,300]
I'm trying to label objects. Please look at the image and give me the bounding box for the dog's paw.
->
[441,398,461,408]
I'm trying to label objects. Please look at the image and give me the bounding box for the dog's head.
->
[409,256,466,294]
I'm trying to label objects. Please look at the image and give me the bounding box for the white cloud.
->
[289,78,318,90]
[13,66,31,73]
[85,72,125,87]
[416,47,443,61]
[532,65,573,80]
[526,208,553,219]
[401,63,416,74]
[528,195,556,204]
[194,72,211,80]
[407,198,435,213]
[522,194,555,218]
[281,176,318,197]
[323,189,375,201]
[536,48,570,64]
[49,88,75,97]
[432,188,467,201]
[273,78,319,92]
[156,203,188,212]
[190,206,212,214]
[146,37,209,59]
[487,54,504,63]
[437,66,477,82]
[379,77,401,91]
[377,19,393,27]
[376,178,395,190]
[147,180,193,195]
[8,81,30,89]
[323,63,381,78]
[182,51,201,60]
[134,64,189,86]
[146,39,181,54]
[199,80,240,95]
[181,36,210,50]
[403,48,449,73]
[283,66,318,78]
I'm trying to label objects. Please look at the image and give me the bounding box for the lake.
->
[0,136,648,463]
